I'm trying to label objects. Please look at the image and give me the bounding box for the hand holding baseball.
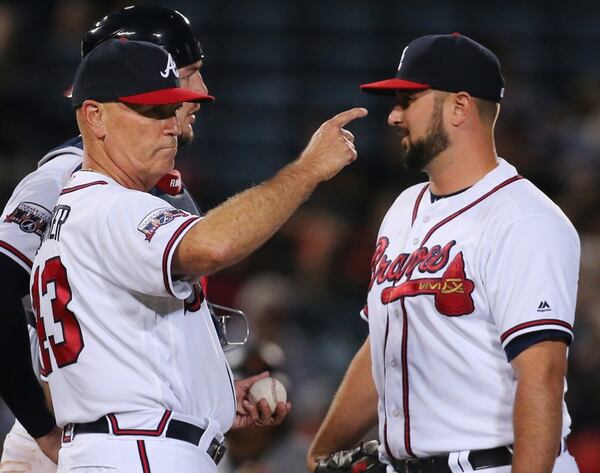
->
[298,107,368,182]
[248,376,287,414]
[230,371,291,430]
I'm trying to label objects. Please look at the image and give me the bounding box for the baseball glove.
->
[314,440,386,473]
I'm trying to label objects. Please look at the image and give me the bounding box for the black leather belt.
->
[391,446,512,473]
[65,417,226,465]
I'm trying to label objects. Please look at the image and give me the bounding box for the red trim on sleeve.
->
[501,319,573,344]
[60,181,108,195]
[162,217,200,296]
[0,240,33,268]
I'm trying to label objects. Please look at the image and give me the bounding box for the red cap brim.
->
[119,87,215,105]
[360,78,430,95]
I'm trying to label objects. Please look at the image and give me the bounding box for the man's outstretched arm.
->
[172,108,368,280]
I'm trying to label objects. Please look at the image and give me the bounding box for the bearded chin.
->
[399,107,449,172]
[400,140,429,171]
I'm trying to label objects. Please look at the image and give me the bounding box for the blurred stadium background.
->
[0,0,599,472]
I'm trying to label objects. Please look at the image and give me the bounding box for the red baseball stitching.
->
[271,378,278,405]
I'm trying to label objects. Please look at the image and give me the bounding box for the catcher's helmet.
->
[81,5,204,68]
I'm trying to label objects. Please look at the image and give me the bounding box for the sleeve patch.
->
[4,202,52,237]
[137,207,190,242]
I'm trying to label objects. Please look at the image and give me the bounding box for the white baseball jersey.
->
[0,145,83,273]
[0,141,83,473]
[30,170,236,434]
[0,142,83,373]
[362,158,579,459]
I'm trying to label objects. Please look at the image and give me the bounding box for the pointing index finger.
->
[328,107,368,128]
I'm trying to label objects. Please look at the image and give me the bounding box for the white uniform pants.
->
[446,449,579,473]
[58,433,218,473]
[385,449,579,473]
[0,421,57,473]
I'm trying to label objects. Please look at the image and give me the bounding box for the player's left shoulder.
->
[509,178,578,241]
[509,178,564,214]
[490,160,577,234]
[114,186,189,216]
[101,186,196,243]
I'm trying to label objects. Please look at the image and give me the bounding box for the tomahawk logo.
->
[160,53,179,79]
[381,252,475,317]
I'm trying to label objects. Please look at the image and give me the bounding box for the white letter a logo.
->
[398,46,409,71]
[160,53,179,79]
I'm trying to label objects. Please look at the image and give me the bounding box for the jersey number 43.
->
[31,256,84,376]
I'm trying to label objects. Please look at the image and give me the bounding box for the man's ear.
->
[448,92,474,127]
[79,100,107,140]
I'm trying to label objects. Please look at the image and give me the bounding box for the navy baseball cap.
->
[360,33,505,103]
[71,38,214,108]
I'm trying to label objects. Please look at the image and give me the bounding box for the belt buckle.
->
[62,423,75,443]
[211,442,226,465]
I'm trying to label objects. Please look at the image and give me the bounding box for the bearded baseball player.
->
[0,6,286,473]
[307,34,580,473]
[29,36,365,473]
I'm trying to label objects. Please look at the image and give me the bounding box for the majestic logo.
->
[4,202,52,237]
[537,301,551,312]
[137,207,189,242]
[160,53,179,79]
[370,237,475,317]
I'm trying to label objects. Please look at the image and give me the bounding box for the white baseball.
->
[248,376,287,413]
